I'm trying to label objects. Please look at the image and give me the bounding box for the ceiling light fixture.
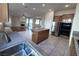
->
[0,22,2,25]
[49,9,52,12]
[33,8,36,10]
[65,4,69,7]
[42,4,46,7]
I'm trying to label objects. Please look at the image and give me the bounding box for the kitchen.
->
[0,3,45,56]
[0,3,79,56]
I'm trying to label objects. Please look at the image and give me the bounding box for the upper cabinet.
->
[54,16,62,22]
[62,14,74,19]
[0,3,8,22]
[54,14,74,22]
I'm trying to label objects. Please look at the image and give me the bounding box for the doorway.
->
[26,17,33,30]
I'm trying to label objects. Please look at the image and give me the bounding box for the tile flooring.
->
[38,35,69,56]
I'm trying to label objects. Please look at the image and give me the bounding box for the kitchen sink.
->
[0,43,39,56]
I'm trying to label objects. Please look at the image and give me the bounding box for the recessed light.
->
[42,4,46,7]
[49,9,52,11]
[65,5,69,7]
[33,8,36,10]
[0,22,2,25]
[22,3,25,5]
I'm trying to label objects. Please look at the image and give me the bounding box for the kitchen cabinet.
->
[0,3,8,22]
[54,16,62,22]
[32,29,49,44]
[54,14,74,22]
[54,14,74,37]
[62,14,74,20]
[69,38,77,56]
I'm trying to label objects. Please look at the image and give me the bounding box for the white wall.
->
[55,8,75,16]
[44,11,54,34]
[40,16,45,28]
[69,4,79,46]
[11,16,26,27]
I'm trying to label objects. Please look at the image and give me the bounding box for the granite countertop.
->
[0,32,47,56]
[73,31,79,56]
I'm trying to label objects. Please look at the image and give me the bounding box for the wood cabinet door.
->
[54,16,62,22]
[0,3,8,22]
[0,4,3,22]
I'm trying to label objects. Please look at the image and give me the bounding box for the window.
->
[35,19,40,24]
[26,18,29,24]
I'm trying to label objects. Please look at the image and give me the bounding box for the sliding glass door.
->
[29,18,33,29]
[26,17,33,30]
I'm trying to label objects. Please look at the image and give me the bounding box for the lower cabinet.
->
[32,29,49,44]
[69,38,77,56]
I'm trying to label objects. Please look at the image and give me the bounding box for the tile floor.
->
[38,35,69,56]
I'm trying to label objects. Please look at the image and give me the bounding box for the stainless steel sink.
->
[0,43,39,56]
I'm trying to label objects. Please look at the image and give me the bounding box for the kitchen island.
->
[32,28,49,44]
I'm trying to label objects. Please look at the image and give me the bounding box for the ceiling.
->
[9,3,76,17]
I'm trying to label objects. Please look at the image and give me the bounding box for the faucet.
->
[0,32,11,43]
[5,32,11,42]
